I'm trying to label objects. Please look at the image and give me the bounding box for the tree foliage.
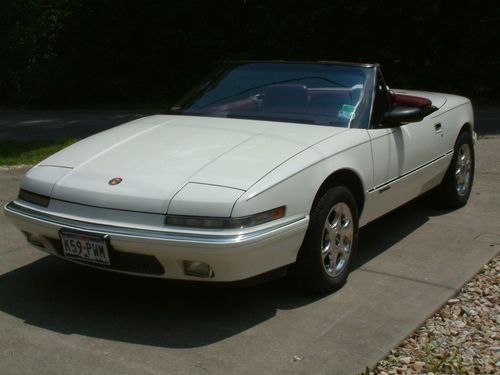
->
[1,0,498,107]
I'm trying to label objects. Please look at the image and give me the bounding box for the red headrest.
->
[390,91,432,108]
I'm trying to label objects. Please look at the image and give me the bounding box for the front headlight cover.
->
[165,206,286,229]
[18,189,51,207]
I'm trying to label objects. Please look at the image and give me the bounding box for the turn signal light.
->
[165,206,286,229]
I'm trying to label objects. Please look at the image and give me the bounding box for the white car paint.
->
[36,115,345,214]
[4,87,474,282]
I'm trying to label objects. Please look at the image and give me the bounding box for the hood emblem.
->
[108,177,123,186]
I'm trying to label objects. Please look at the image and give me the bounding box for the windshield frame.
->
[167,61,376,129]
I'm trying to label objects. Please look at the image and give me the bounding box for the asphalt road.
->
[0,107,498,140]
[0,109,159,140]
[0,135,499,373]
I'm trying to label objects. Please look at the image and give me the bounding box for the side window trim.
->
[369,68,393,128]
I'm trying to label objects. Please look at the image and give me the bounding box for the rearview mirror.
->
[383,106,430,126]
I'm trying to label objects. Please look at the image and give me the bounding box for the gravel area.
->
[371,254,499,375]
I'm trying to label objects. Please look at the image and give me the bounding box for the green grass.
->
[0,139,77,166]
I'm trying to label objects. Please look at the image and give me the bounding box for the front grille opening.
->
[48,238,165,275]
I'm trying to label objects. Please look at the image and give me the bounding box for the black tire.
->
[437,131,475,208]
[288,185,359,293]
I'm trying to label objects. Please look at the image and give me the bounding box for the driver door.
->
[363,71,445,223]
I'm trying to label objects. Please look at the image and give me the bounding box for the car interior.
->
[195,83,365,125]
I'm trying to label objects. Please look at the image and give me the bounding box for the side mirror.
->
[383,106,432,127]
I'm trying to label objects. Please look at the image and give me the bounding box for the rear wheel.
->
[289,185,359,293]
[437,131,475,208]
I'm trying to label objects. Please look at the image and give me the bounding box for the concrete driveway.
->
[0,107,499,374]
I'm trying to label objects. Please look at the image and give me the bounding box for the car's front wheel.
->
[289,185,359,293]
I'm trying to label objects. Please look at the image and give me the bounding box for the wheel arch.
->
[313,169,365,216]
[459,122,473,136]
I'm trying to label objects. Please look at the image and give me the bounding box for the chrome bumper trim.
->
[4,201,308,246]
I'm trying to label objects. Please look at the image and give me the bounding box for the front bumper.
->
[4,201,308,282]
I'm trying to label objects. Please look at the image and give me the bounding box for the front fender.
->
[232,129,372,220]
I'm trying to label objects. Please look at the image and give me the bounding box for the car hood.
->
[39,115,345,213]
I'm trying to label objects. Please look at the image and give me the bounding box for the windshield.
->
[169,62,373,127]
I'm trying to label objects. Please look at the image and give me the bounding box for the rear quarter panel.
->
[429,94,474,152]
[406,90,474,151]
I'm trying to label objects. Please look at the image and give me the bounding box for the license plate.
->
[60,231,110,265]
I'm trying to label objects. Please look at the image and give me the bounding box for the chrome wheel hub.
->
[455,143,472,196]
[321,202,353,277]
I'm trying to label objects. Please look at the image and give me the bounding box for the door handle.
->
[434,123,442,133]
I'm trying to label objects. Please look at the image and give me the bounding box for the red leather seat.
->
[390,91,432,108]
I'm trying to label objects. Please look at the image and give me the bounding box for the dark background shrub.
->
[1,0,498,107]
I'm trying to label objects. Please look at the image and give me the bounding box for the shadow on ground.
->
[354,196,453,269]
[0,197,452,349]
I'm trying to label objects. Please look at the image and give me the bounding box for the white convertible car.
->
[4,61,475,292]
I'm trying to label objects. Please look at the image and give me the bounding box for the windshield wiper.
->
[225,113,316,124]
